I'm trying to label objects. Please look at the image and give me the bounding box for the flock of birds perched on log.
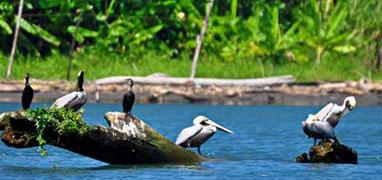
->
[20,71,356,155]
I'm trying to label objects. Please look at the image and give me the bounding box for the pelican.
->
[51,71,87,111]
[302,114,337,145]
[315,96,356,128]
[21,73,34,110]
[175,116,233,155]
[122,78,135,114]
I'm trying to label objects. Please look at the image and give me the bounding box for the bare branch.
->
[190,0,215,79]
[6,0,24,79]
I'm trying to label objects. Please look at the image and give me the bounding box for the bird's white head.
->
[344,96,356,110]
[193,115,234,134]
[193,115,209,125]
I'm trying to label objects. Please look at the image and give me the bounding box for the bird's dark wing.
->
[315,103,334,121]
[51,92,78,108]
[312,121,336,138]
[122,91,135,113]
[66,92,87,111]
[21,85,34,110]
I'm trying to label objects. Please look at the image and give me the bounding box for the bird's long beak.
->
[343,107,351,116]
[206,120,234,134]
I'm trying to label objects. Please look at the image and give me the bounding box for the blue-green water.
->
[0,102,381,179]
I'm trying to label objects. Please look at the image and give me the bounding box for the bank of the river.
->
[1,77,381,106]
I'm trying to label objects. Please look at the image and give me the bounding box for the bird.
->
[175,116,233,155]
[122,78,135,115]
[302,114,337,145]
[51,71,87,111]
[21,73,34,110]
[315,96,356,128]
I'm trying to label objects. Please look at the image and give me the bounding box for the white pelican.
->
[302,114,337,145]
[21,73,34,110]
[122,78,135,114]
[51,71,87,111]
[175,116,233,155]
[315,96,356,128]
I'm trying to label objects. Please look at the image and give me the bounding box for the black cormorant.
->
[21,73,34,110]
[122,78,135,114]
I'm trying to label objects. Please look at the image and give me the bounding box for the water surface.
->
[0,102,381,179]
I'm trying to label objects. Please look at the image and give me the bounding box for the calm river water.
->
[0,102,381,179]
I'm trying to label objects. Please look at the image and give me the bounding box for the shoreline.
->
[1,78,382,106]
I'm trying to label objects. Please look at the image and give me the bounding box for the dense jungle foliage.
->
[0,0,381,81]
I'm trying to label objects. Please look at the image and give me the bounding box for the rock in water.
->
[296,153,309,163]
[296,141,358,164]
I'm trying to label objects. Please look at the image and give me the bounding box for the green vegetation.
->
[26,108,88,155]
[0,50,379,81]
[0,0,381,81]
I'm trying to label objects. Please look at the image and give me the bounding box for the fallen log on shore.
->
[0,110,203,164]
[95,75,295,87]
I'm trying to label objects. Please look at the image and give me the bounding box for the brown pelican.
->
[51,71,87,111]
[302,115,337,145]
[21,73,34,110]
[175,116,233,155]
[315,96,356,128]
[122,78,135,114]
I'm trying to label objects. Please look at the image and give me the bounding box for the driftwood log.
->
[0,111,203,164]
[95,75,295,87]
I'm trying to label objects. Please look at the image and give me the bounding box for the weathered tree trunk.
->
[0,111,203,164]
[375,35,381,70]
